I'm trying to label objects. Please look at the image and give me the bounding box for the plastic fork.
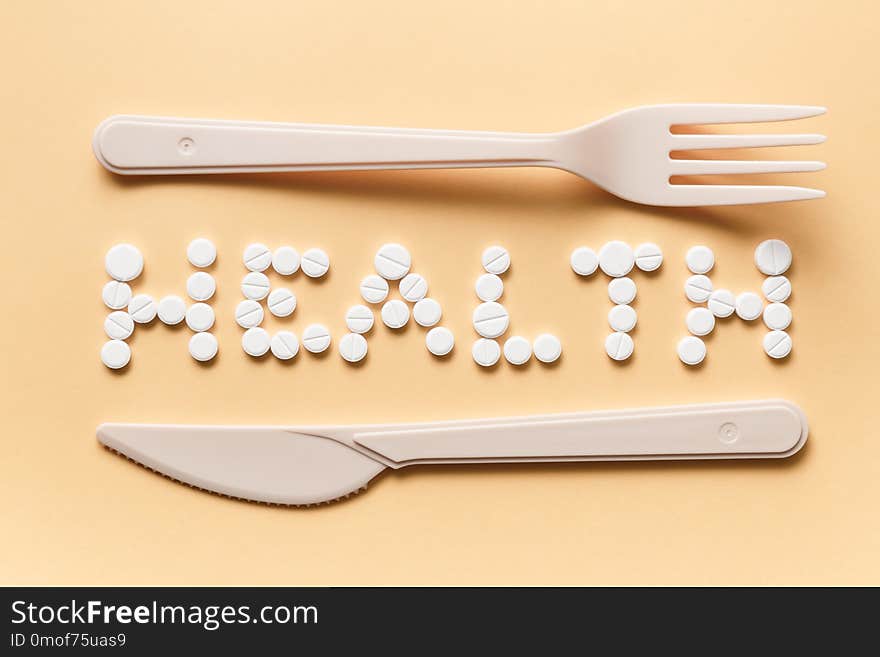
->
[93,104,826,206]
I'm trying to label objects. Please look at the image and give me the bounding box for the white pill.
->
[763,330,792,359]
[302,324,332,354]
[475,273,504,302]
[708,289,736,318]
[345,304,374,333]
[267,288,297,317]
[185,302,215,332]
[241,272,270,300]
[735,292,763,321]
[157,295,186,325]
[472,301,509,339]
[426,326,454,356]
[242,327,270,357]
[399,273,428,302]
[243,243,272,272]
[472,338,501,367]
[570,247,599,276]
[235,299,264,328]
[762,275,792,303]
[482,245,510,275]
[301,247,330,278]
[186,271,216,301]
[105,244,143,282]
[360,274,390,304]
[604,331,634,361]
[381,299,410,329]
[533,334,562,363]
[270,331,299,360]
[503,336,532,365]
[189,332,218,362]
[598,241,635,278]
[127,294,156,323]
[755,239,792,276]
[763,302,792,330]
[104,311,134,340]
[101,339,131,369]
[187,238,216,268]
[634,242,663,272]
[272,246,301,275]
[686,245,715,274]
[374,243,411,280]
[608,277,637,305]
[413,298,442,327]
[339,332,368,363]
[608,304,637,332]
[102,280,131,310]
[677,336,707,366]
[684,274,713,303]
[686,307,715,336]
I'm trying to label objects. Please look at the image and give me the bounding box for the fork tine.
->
[665,185,825,206]
[667,104,826,125]
[671,160,826,175]
[671,134,826,150]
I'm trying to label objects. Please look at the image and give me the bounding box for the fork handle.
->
[93,115,559,175]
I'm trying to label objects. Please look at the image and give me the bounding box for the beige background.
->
[1,0,877,585]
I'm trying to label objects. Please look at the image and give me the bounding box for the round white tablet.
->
[475,273,503,302]
[186,302,215,332]
[187,238,216,268]
[128,294,156,324]
[242,327,270,357]
[762,276,792,303]
[399,273,428,302]
[755,239,792,276]
[686,307,715,336]
[634,242,663,272]
[302,324,332,354]
[360,274,390,304]
[157,295,186,325]
[241,272,270,300]
[101,339,131,369]
[345,304,374,334]
[686,245,714,274]
[186,271,216,301]
[482,245,510,275]
[381,299,410,329]
[243,243,272,272]
[235,299,264,328]
[570,247,599,276]
[598,241,635,278]
[105,244,143,282]
[533,334,562,363]
[375,243,411,280]
[608,277,637,305]
[677,336,707,366]
[472,301,509,339]
[189,332,218,362]
[763,302,792,330]
[270,331,299,360]
[472,338,501,367]
[272,246,300,275]
[763,330,792,359]
[426,326,455,357]
[267,288,297,317]
[605,331,634,361]
[684,274,713,303]
[503,336,532,365]
[102,280,131,310]
[708,289,736,318]
[104,311,134,340]
[339,333,368,363]
[413,298,442,327]
[735,292,763,321]
[608,304,637,332]
[301,248,330,278]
